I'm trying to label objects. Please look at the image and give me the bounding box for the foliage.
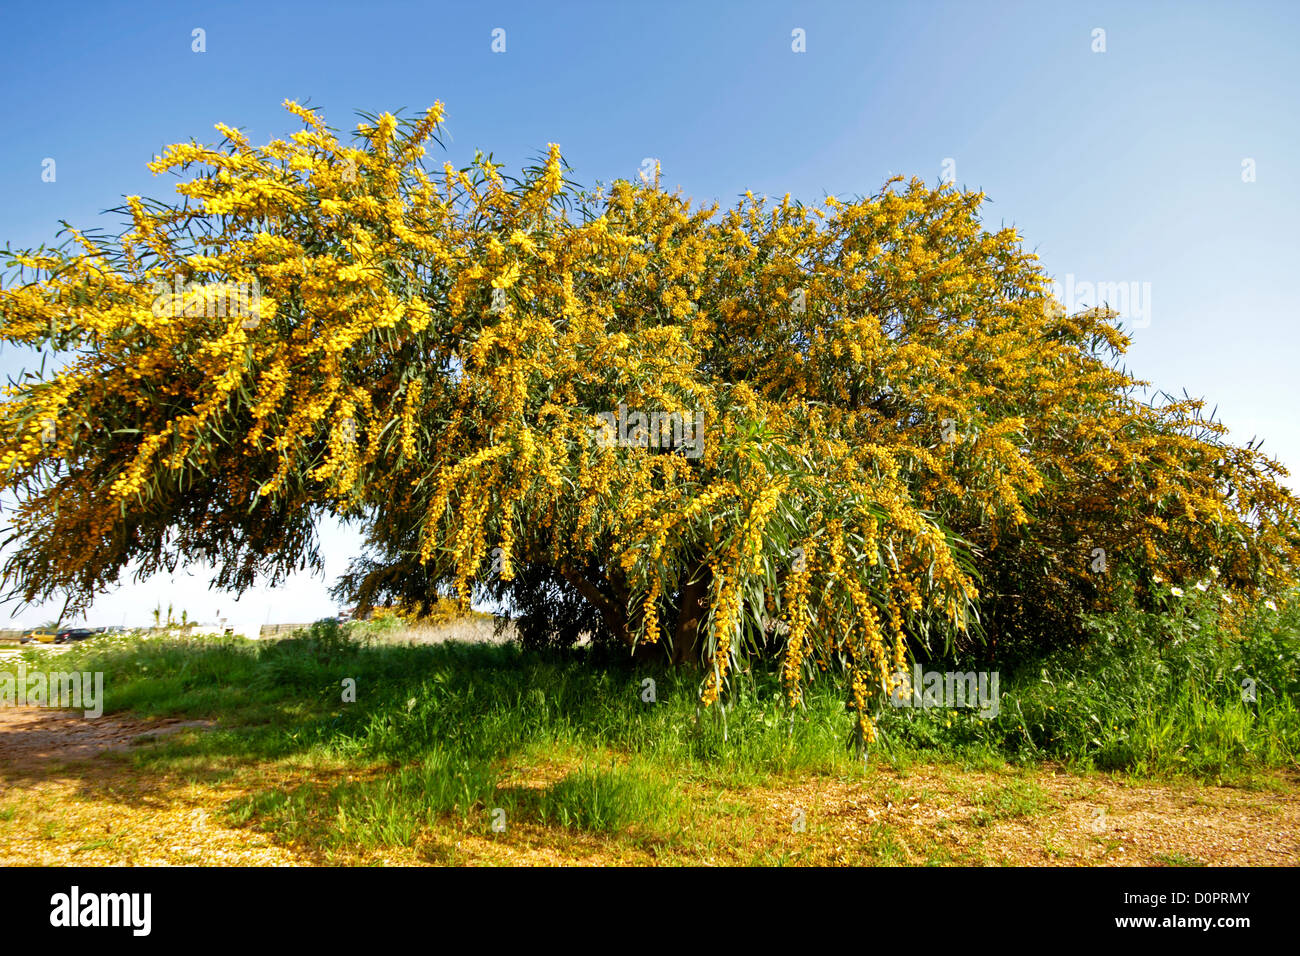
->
[366,597,463,627]
[2,101,1298,741]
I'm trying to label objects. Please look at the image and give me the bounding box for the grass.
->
[2,593,1297,864]
[874,587,1300,781]
[533,763,684,834]
[968,779,1051,826]
[1152,851,1206,867]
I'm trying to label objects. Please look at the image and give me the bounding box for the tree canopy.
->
[3,101,1297,741]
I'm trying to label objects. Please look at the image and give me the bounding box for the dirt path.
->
[2,706,1296,866]
[0,705,212,770]
[0,706,307,866]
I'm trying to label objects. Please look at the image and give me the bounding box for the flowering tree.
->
[2,102,1297,741]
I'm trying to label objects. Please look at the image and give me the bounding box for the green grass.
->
[533,763,685,834]
[29,621,865,780]
[968,779,1051,826]
[875,588,1300,780]
[36,619,853,851]
[6,594,1298,854]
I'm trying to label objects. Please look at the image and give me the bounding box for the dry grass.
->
[363,617,516,646]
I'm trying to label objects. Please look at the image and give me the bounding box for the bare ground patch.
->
[0,705,215,772]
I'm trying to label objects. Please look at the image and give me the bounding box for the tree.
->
[2,101,1297,742]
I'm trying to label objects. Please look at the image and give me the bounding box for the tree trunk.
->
[561,561,711,667]
[558,565,630,647]
[670,563,712,667]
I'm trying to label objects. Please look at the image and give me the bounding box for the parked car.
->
[19,629,58,644]
[55,627,96,644]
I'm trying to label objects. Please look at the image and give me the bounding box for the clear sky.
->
[1,0,1296,633]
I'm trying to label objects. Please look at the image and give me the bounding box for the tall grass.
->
[878,586,1300,778]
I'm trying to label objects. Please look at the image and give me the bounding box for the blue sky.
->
[1,0,1296,631]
